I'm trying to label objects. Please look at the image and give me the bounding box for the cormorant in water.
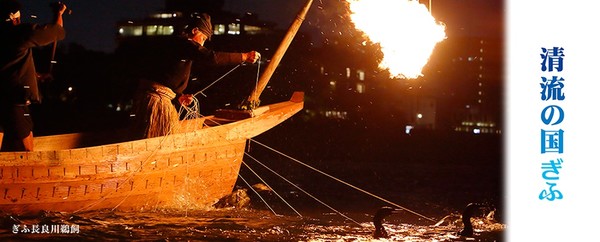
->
[372,206,401,239]
[458,203,486,237]
[373,203,493,239]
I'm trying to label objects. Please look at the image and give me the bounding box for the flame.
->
[347,0,446,79]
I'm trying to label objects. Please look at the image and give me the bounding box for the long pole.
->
[240,0,314,110]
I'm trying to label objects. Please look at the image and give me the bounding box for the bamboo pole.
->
[240,0,314,110]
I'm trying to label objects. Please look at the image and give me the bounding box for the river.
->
[1,119,505,241]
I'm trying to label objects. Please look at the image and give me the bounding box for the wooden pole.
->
[240,0,314,110]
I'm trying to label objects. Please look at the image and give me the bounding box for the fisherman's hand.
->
[178,94,194,107]
[243,51,261,64]
[51,2,68,16]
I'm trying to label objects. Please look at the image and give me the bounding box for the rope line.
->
[193,64,241,97]
[254,57,262,93]
[245,153,362,226]
[238,173,279,216]
[249,139,436,223]
[242,160,302,217]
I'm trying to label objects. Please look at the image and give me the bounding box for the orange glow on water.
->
[347,0,446,79]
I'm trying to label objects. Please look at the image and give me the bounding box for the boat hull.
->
[0,92,303,215]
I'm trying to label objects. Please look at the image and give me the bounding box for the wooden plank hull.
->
[0,92,303,215]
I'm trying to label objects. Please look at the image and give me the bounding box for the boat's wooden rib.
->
[0,92,303,215]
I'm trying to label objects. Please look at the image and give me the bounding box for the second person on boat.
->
[130,13,261,139]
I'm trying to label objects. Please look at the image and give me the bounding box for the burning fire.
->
[347,0,446,79]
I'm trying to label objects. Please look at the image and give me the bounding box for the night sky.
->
[18,0,503,53]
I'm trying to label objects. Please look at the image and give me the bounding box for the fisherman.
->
[130,13,261,139]
[0,0,67,151]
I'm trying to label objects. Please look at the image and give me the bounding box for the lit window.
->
[157,25,174,35]
[151,13,177,19]
[356,83,365,94]
[146,25,158,35]
[228,23,241,35]
[346,68,351,78]
[214,24,226,35]
[119,26,143,36]
[244,25,263,35]
[357,70,365,81]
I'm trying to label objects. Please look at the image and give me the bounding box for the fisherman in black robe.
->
[131,13,260,138]
[0,0,67,151]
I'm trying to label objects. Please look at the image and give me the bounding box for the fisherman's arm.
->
[27,2,66,47]
[211,51,261,65]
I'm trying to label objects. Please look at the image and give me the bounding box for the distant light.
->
[473,128,481,134]
[417,113,423,119]
[67,87,73,92]
[405,125,414,134]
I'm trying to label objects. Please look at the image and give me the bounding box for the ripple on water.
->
[1,208,504,241]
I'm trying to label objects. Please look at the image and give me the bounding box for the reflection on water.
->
[1,207,504,241]
[1,127,505,241]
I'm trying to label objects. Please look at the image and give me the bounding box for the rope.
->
[193,64,241,98]
[238,173,279,216]
[254,57,262,93]
[245,153,363,226]
[179,95,201,120]
[242,161,302,217]
[249,139,437,223]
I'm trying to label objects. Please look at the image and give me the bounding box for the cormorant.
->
[373,203,495,239]
[372,206,401,239]
[458,203,486,237]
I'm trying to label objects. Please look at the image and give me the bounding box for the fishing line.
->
[254,56,262,94]
[241,160,302,217]
[249,139,436,223]
[245,153,362,226]
[193,64,241,98]
[238,173,279,216]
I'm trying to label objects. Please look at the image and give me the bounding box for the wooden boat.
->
[0,92,303,215]
[0,0,314,216]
